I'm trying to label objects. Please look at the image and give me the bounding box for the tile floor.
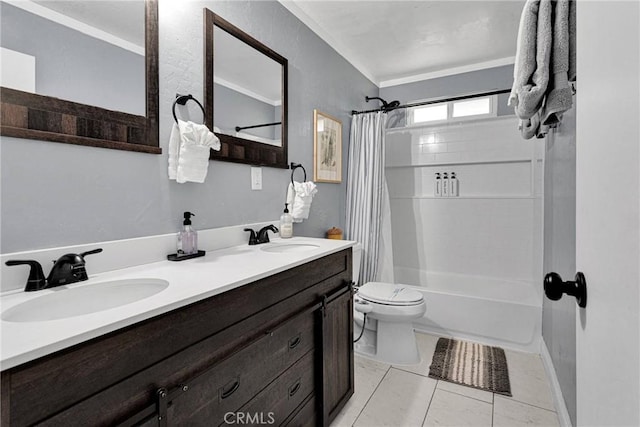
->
[331,332,560,427]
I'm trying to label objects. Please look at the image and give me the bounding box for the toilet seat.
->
[358,282,424,306]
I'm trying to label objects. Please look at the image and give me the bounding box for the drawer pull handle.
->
[288,380,301,398]
[288,335,301,349]
[220,379,240,399]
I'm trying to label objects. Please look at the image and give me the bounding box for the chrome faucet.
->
[5,248,103,292]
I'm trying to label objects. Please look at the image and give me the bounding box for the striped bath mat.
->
[428,337,512,396]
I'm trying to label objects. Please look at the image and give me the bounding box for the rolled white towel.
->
[176,120,221,184]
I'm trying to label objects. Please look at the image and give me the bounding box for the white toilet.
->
[351,244,427,365]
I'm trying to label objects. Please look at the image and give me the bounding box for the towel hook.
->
[172,94,206,124]
[290,162,307,185]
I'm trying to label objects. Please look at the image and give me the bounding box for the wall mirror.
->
[204,10,288,168]
[0,0,159,154]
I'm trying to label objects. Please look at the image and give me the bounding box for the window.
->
[452,97,492,118]
[413,104,448,123]
[409,95,496,125]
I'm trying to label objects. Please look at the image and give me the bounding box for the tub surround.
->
[1,227,354,370]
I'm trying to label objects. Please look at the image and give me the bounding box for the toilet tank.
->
[352,243,362,286]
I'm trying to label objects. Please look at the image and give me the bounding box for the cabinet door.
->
[319,284,354,426]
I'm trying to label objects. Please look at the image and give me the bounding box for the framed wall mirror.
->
[204,10,288,168]
[0,0,159,154]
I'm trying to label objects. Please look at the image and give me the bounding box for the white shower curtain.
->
[346,112,395,285]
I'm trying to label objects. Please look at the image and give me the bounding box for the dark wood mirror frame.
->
[204,10,288,169]
[0,0,159,154]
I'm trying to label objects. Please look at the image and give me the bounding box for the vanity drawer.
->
[163,309,316,425]
[231,349,315,426]
[283,393,317,427]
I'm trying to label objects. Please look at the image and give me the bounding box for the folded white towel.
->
[168,123,180,180]
[286,181,318,222]
[169,120,221,184]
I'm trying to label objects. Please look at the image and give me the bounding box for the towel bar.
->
[235,122,281,132]
[172,94,206,124]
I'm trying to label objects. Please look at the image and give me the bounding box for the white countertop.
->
[0,237,354,370]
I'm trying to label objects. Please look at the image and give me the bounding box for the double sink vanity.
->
[1,236,355,426]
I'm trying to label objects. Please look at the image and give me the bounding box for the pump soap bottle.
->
[449,172,459,197]
[168,212,205,261]
[435,173,442,197]
[280,203,294,239]
[178,212,198,256]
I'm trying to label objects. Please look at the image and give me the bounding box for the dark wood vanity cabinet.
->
[0,249,353,427]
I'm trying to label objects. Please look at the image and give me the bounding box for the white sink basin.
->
[261,243,321,253]
[2,279,169,323]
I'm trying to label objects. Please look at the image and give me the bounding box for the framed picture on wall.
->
[313,109,342,183]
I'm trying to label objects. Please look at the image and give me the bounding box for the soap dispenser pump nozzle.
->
[183,211,195,225]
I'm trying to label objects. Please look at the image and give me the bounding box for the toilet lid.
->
[358,282,424,306]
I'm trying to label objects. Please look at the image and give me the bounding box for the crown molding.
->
[380,57,515,88]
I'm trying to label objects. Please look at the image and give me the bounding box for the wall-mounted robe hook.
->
[172,94,206,124]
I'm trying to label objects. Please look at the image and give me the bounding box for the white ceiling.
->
[281,0,524,86]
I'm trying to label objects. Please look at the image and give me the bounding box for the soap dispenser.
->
[178,212,198,256]
[442,173,449,197]
[449,172,459,197]
[280,203,294,239]
[435,173,442,197]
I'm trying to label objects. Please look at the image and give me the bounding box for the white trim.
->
[379,57,515,88]
[278,0,378,86]
[3,0,144,56]
[540,340,574,427]
[214,76,281,107]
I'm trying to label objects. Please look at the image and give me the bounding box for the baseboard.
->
[540,340,573,427]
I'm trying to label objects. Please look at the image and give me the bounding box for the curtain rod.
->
[351,88,512,115]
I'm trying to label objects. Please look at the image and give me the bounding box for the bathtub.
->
[394,268,542,353]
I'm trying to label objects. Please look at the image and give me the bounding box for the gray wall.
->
[380,65,514,119]
[0,2,145,115]
[542,102,577,425]
[0,0,378,253]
